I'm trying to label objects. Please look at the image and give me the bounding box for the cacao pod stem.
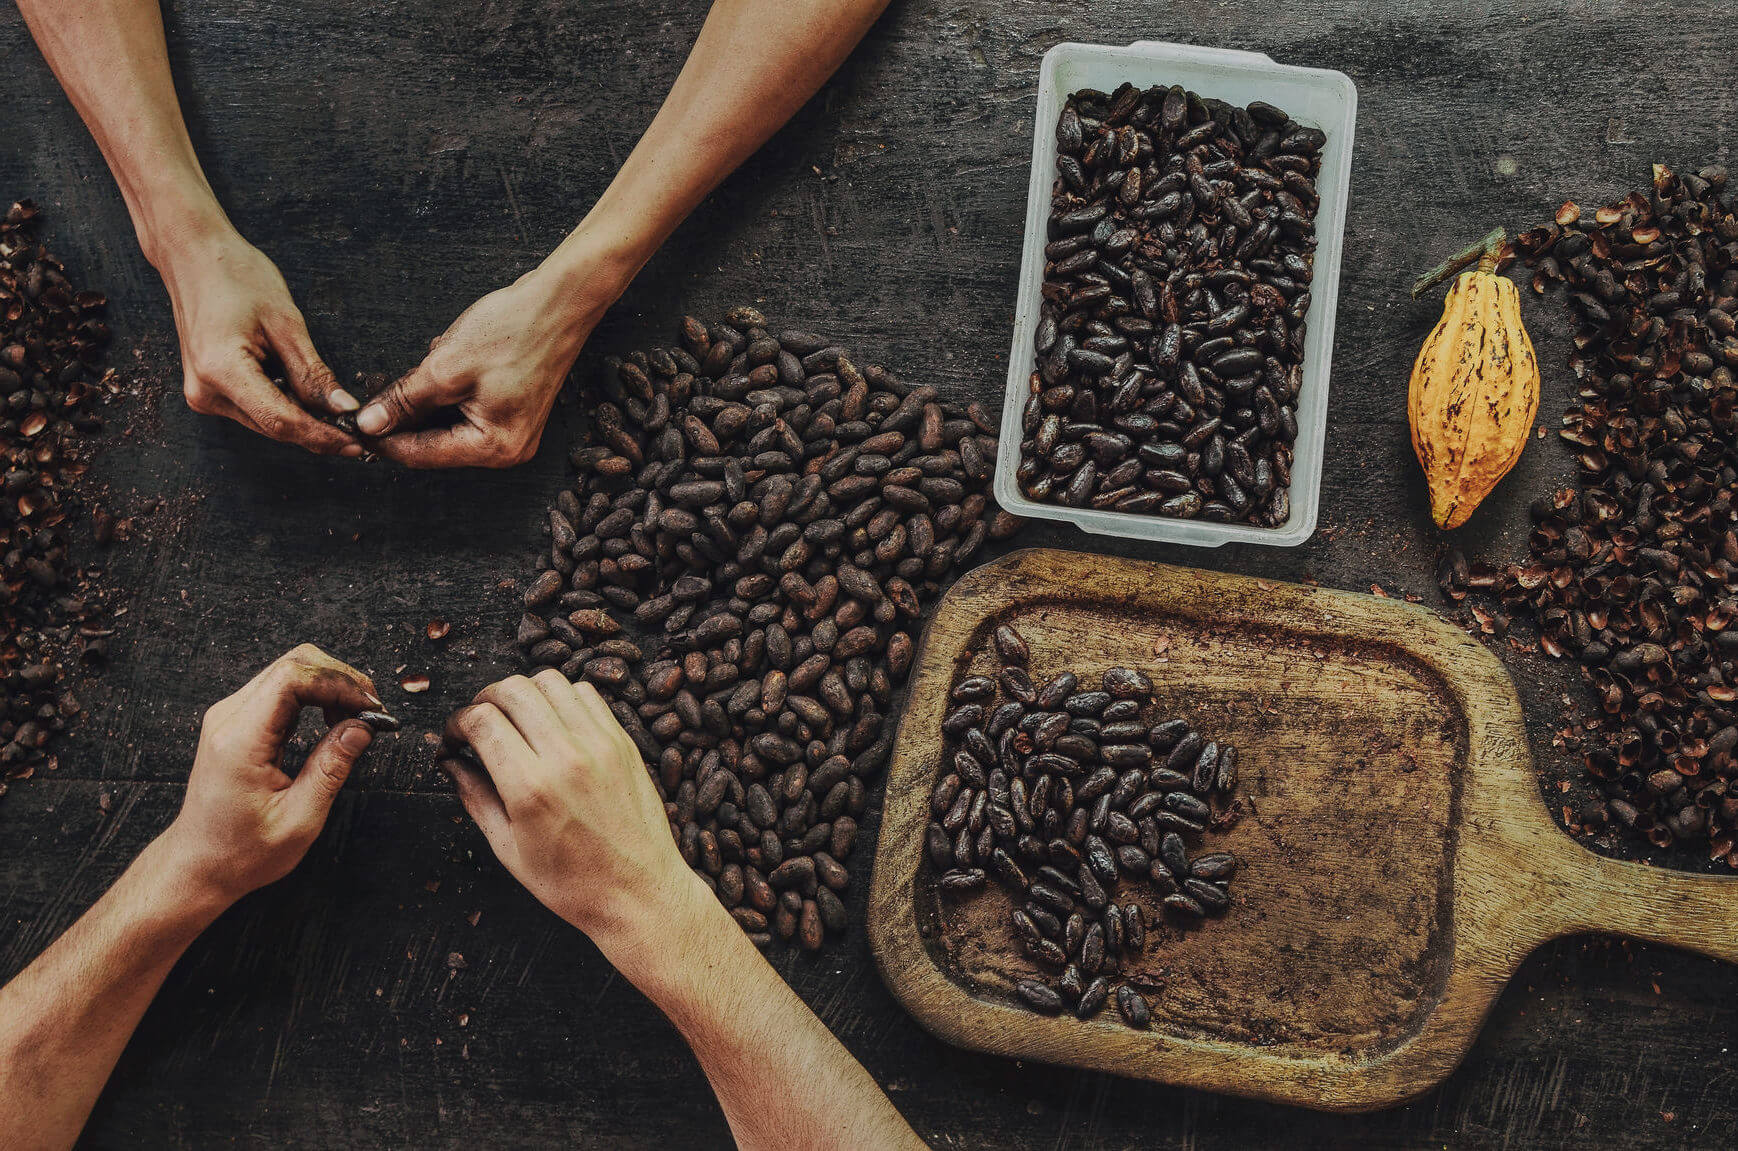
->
[1411,226,1507,299]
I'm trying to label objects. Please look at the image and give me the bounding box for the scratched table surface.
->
[2,1,1735,1147]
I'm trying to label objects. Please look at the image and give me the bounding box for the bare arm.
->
[15,0,362,455]
[0,646,380,1151]
[623,888,927,1151]
[0,833,224,1151]
[444,672,925,1150]
[550,0,892,288]
[360,0,891,467]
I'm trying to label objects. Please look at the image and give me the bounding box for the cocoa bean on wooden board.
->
[927,622,1243,1025]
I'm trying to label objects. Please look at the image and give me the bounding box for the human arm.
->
[14,0,363,455]
[358,0,891,467]
[443,670,925,1150]
[0,646,380,1151]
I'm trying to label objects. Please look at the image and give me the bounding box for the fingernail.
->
[339,443,365,459]
[365,690,383,707]
[356,405,388,435]
[329,389,361,413]
[338,723,373,755]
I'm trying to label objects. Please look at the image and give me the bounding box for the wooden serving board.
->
[867,549,1738,1112]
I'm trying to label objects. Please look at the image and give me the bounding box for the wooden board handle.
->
[1542,845,1738,964]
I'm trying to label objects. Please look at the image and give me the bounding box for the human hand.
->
[156,227,363,457]
[441,670,705,966]
[162,644,381,906]
[356,264,609,468]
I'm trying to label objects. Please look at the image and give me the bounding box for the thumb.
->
[287,719,373,830]
[356,359,456,437]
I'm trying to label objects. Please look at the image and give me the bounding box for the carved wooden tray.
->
[867,549,1738,1111]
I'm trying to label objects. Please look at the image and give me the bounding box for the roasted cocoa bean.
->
[924,637,1243,1022]
[1018,85,1318,528]
[1076,976,1110,1019]
[1115,985,1151,1029]
[1016,979,1065,1015]
[517,313,1025,953]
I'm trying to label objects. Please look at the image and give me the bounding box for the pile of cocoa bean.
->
[518,308,1021,948]
[0,201,118,795]
[1016,83,1320,528]
[926,623,1239,1025]
[1448,162,1738,865]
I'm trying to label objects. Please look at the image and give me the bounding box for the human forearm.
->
[0,648,378,1151]
[440,674,923,1148]
[358,0,887,466]
[16,0,231,268]
[542,0,891,302]
[609,882,925,1151]
[19,0,362,448]
[18,0,362,444]
[0,829,228,1151]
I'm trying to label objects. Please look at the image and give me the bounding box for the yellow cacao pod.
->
[1409,265,1539,529]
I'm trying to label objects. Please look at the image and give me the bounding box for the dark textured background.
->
[2,1,1736,1147]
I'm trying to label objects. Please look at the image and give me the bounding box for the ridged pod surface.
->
[1409,266,1539,529]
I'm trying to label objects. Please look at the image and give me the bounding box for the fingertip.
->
[246,393,358,457]
[329,388,362,414]
[356,404,390,436]
[296,413,358,451]
[313,432,365,459]
[337,720,374,756]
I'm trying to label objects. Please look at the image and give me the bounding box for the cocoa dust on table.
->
[0,200,127,796]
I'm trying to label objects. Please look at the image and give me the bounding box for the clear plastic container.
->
[994,40,1358,548]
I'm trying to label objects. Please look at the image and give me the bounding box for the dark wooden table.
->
[3,1,1735,1147]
